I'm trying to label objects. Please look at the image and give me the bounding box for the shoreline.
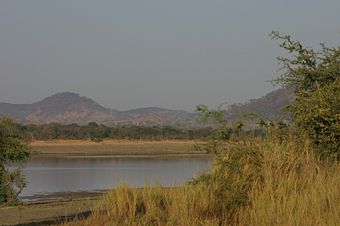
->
[20,190,106,202]
[1,187,176,225]
[33,153,210,159]
[0,192,100,225]
[30,139,202,145]
[30,139,208,157]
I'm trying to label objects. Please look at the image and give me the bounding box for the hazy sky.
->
[0,1,339,111]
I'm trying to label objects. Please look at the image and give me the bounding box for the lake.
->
[20,156,211,198]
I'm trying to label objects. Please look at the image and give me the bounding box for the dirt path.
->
[0,192,102,226]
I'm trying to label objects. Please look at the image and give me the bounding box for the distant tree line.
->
[14,122,214,141]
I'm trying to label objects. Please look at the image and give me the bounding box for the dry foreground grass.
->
[63,139,340,226]
[31,140,206,157]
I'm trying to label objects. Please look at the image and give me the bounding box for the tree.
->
[0,118,30,205]
[270,31,340,160]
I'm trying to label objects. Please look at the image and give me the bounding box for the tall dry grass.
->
[238,139,340,226]
[64,138,340,226]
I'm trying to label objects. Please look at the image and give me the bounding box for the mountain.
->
[0,88,295,127]
[0,92,199,127]
[224,87,295,121]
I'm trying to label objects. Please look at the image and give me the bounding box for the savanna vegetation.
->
[64,33,340,225]
[17,123,214,141]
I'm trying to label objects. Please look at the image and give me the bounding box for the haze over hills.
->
[0,88,294,127]
[0,92,200,127]
[224,87,295,121]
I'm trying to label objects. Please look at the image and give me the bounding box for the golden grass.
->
[64,139,340,226]
[238,140,340,226]
[31,139,206,156]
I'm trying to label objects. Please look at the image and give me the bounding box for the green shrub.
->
[0,119,30,205]
[270,31,340,160]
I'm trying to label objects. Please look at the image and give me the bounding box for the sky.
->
[0,0,339,112]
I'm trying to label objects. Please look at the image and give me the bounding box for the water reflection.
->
[20,157,211,197]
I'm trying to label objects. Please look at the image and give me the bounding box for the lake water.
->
[20,157,211,198]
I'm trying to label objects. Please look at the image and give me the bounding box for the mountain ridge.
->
[224,87,295,121]
[0,88,294,127]
[0,92,200,127]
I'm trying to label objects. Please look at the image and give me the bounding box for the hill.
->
[0,88,294,127]
[224,87,295,121]
[0,92,199,127]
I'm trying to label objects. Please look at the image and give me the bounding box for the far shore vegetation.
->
[17,122,215,142]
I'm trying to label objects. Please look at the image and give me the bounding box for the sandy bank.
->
[30,139,207,157]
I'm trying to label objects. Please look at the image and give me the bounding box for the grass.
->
[63,138,340,226]
[31,139,206,157]
[237,140,340,226]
